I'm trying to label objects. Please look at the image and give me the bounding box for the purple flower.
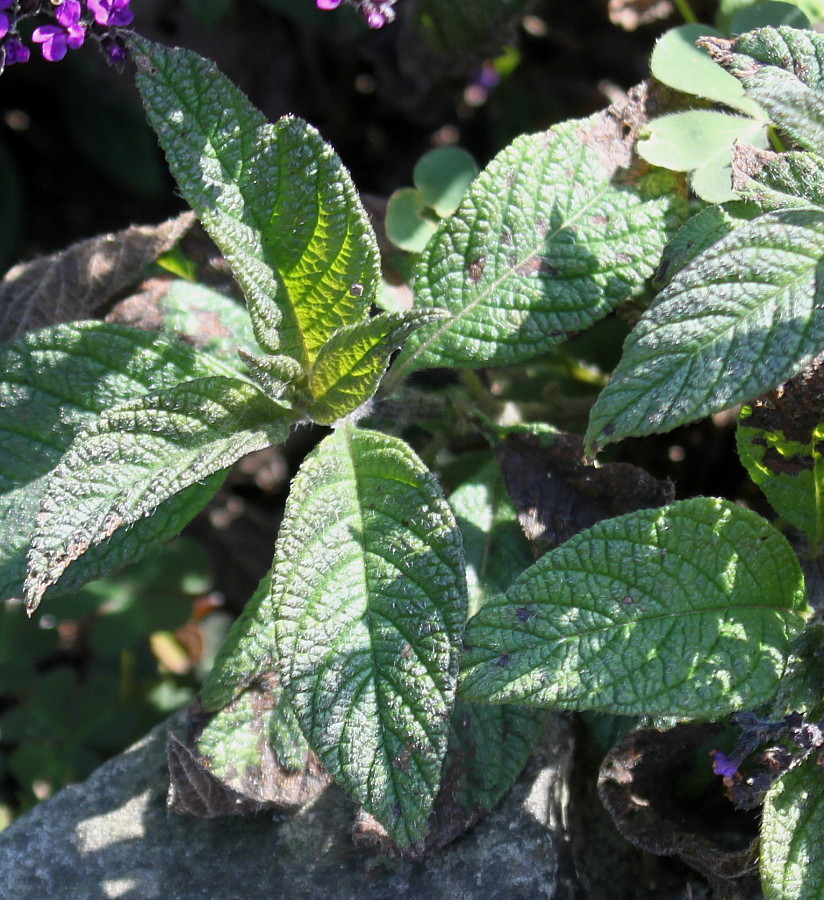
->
[87,0,133,28]
[316,0,398,28]
[55,0,82,27]
[711,750,739,780]
[4,37,30,66]
[0,0,12,41]
[32,0,85,61]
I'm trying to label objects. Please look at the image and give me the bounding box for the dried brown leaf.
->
[0,211,196,341]
[495,431,674,557]
[598,723,760,889]
[581,79,693,179]
[168,678,331,818]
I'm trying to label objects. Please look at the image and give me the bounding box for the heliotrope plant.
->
[3,2,824,895]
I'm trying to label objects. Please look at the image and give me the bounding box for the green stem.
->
[671,0,698,23]
[768,127,786,154]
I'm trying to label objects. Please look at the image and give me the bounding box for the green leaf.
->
[445,699,544,814]
[305,310,446,424]
[24,377,292,612]
[273,423,467,847]
[650,25,765,118]
[655,203,757,288]
[196,683,311,790]
[460,498,805,717]
[385,188,439,254]
[761,759,824,900]
[413,147,479,218]
[239,352,305,405]
[637,110,768,203]
[131,36,380,369]
[0,322,237,601]
[733,148,824,211]
[730,1,810,34]
[738,406,824,549]
[155,280,260,365]
[586,207,824,450]
[393,118,685,374]
[200,570,277,711]
[448,460,533,619]
[702,26,824,153]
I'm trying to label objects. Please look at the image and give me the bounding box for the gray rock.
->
[0,711,577,900]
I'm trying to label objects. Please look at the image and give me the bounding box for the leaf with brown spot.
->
[0,212,196,341]
[352,700,544,859]
[169,676,331,818]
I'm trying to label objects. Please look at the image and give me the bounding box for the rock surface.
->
[0,710,577,900]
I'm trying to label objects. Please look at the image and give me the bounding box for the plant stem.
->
[671,0,698,23]
[768,127,786,154]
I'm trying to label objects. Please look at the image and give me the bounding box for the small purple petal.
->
[6,38,30,65]
[66,23,85,50]
[87,0,133,27]
[55,0,82,28]
[0,13,8,41]
[317,0,343,8]
[711,750,739,779]
[32,25,69,62]
[0,0,13,11]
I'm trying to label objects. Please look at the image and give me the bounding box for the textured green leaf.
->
[238,351,305,406]
[586,207,824,450]
[761,759,824,900]
[0,322,236,601]
[637,110,768,203]
[655,203,757,288]
[460,498,805,717]
[445,699,544,814]
[733,148,824,211]
[200,570,276,711]
[448,460,533,619]
[131,36,380,369]
[24,377,292,612]
[306,310,446,424]
[393,118,685,374]
[196,683,310,787]
[738,406,824,548]
[650,25,765,118]
[273,423,467,847]
[702,26,824,153]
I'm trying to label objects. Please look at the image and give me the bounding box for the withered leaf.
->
[598,723,759,887]
[167,731,268,818]
[580,80,691,180]
[742,351,824,454]
[0,211,196,341]
[168,676,330,818]
[495,431,674,557]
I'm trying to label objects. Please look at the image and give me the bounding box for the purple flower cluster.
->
[0,0,132,71]
[316,0,399,29]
